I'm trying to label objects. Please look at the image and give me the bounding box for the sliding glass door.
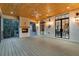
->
[3,18,19,39]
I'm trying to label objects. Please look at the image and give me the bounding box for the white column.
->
[0,8,3,40]
[36,21,40,36]
[1,16,3,39]
[17,16,20,38]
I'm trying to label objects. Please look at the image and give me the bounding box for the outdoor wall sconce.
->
[47,22,53,28]
[48,25,51,28]
[75,12,79,26]
[75,17,79,26]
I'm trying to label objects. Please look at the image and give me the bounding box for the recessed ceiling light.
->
[10,11,14,14]
[46,14,49,16]
[66,7,70,9]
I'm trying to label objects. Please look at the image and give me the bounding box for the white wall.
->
[69,10,79,41]
[19,28,30,38]
[44,16,55,38]
[19,17,30,38]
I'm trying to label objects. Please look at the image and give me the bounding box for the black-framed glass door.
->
[55,18,69,39]
[62,19,69,38]
[40,21,45,35]
[55,20,62,38]
[30,22,37,36]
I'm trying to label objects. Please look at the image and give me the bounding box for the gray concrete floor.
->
[0,37,79,56]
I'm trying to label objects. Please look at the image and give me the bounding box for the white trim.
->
[2,15,17,20]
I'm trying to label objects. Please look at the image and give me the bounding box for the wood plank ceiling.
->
[0,3,79,21]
